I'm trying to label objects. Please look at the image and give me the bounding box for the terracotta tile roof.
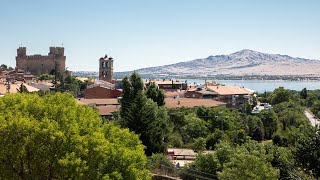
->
[96,106,119,116]
[196,89,218,95]
[23,74,36,78]
[167,148,214,157]
[87,80,115,89]
[168,148,196,156]
[165,91,185,97]
[77,98,119,105]
[150,80,183,85]
[165,98,225,108]
[207,85,253,95]
[0,83,39,95]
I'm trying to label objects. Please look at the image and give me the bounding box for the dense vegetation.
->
[0,93,150,179]
[2,70,320,179]
[174,87,320,179]
[116,72,320,179]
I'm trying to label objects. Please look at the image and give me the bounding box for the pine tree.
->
[300,87,307,99]
[120,72,169,155]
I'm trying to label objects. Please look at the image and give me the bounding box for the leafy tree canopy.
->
[0,93,150,179]
[146,82,165,106]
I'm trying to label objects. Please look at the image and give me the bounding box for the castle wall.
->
[16,47,66,76]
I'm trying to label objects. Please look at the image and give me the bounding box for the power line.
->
[159,163,217,180]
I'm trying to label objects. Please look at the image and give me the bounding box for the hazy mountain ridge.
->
[129,49,320,77]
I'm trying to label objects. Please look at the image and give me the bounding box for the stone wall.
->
[16,47,66,76]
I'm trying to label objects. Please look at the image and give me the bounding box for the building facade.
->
[16,47,66,76]
[84,80,121,99]
[99,55,114,82]
[184,85,254,107]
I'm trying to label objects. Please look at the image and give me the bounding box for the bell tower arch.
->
[99,54,114,82]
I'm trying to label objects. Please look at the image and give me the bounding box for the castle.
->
[16,47,66,76]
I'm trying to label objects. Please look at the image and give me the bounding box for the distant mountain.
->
[117,49,320,78]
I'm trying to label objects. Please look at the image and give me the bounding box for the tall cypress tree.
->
[120,72,169,155]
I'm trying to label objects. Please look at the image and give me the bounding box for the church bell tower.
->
[99,54,114,82]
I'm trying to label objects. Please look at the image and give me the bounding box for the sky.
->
[1,0,320,72]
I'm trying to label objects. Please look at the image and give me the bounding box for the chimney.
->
[178,100,180,105]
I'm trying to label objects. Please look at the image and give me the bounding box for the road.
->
[304,110,320,127]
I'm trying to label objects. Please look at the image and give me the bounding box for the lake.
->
[180,79,320,93]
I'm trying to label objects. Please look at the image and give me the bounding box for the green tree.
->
[147,153,175,175]
[167,132,183,148]
[300,87,308,99]
[180,153,219,180]
[181,113,208,143]
[146,82,165,106]
[206,129,230,150]
[0,93,150,179]
[269,87,292,105]
[0,64,8,70]
[259,110,278,139]
[192,137,206,153]
[311,101,320,118]
[17,83,29,93]
[247,115,264,141]
[167,107,193,133]
[120,72,169,155]
[217,142,280,180]
[38,74,55,81]
[218,149,279,180]
[295,126,320,178]
[205,107,236,132]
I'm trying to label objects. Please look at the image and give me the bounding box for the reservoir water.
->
[181,79,320,93]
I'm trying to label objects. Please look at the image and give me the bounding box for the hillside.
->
[118,49,320,78]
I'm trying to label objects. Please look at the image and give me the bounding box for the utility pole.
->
[5,77,10,93]
[244,99,247,143]
[243,95,251,143]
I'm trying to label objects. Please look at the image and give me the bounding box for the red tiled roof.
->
[96,106,119,116]
[77,98,119,105]
[165,98,225,108]
[165,91,185,97]
[207,85,253,95]
[150,80,183,85]
[0,83,39,95]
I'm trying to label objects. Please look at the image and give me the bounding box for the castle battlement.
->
[16,47,66,75]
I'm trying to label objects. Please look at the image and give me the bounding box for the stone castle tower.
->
[16,47,66,75]
[99,54,114,82]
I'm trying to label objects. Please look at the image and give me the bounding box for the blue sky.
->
[1,0,320,72]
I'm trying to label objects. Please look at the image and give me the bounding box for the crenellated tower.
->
[15,47,66,75]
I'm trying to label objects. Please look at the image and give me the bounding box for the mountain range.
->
[117,49,320,78]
